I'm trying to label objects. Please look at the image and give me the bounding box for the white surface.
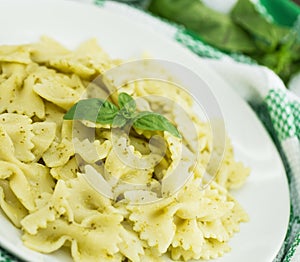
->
[201,0,237,14]
[205,58,286,103]
[289,72,300,96]
[0,0,290,262]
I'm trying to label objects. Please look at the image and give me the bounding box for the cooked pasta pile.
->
[0,37,250,261]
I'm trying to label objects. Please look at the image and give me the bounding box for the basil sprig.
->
[63,93,181,138]
[63,98,119,124]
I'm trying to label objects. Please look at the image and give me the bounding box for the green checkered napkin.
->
[265,89,300,262]
[1,0,300,261]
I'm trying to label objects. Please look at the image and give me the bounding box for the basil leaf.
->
[148,0,256,53]
[97,100,119,124]
[133,111,181,138]
[118,92,136,114]
[231,0,290,52]
[112,113,127,128]
[63,98,119,124]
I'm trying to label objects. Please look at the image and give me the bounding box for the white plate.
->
[0,1,290,262]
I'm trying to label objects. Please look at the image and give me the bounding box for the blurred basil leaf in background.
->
[148,0,300,84]
[148,0,255,53]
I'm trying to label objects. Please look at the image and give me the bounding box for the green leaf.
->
[64,95,182,139]
[112,113,128,128]
[148,0,256,53]
[118,92,136,114]
[133,111,181,138]
[97,100,119,124]
[63,98,119,124]
[231,0,290,52]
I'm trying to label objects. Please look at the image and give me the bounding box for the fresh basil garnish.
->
[63,98,119,124]
[112,113,128,128]
[133,111,181,138]
[118,92,136,115]
[64,93,181,138]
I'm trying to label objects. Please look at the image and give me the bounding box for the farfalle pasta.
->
[0,37,249,261]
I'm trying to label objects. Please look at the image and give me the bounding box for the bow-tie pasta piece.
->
[0,63,45,119]
[21,179,73,235]
[28,36,71,64]
[0,63,27,84]
[104,136,154,185]
[22,217,124,262]
[127,198,179,253]
[22,175,111,229]
[198,219,230,242]
[0,45,31,64]
[140,248,165,262]
[14,70,45,119]
[42,138,75,168]
[0,179,28,227]
[200,239,231,260]
[50,157,78,181]
[118,226,145,262]
[73,138,112,164]
[44,101,66,138]
[174,178,231,220]
[0,161,35,211]
[0,126,19,162]
[171,218,204,259]
[45,38,112,80]
[214,138,250,190]
[171,238,231,261]
[21,163,55,205]
[0,113,35,162]
[32,67,85,110]
[221,195,249,237]
[31,122,56,161]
